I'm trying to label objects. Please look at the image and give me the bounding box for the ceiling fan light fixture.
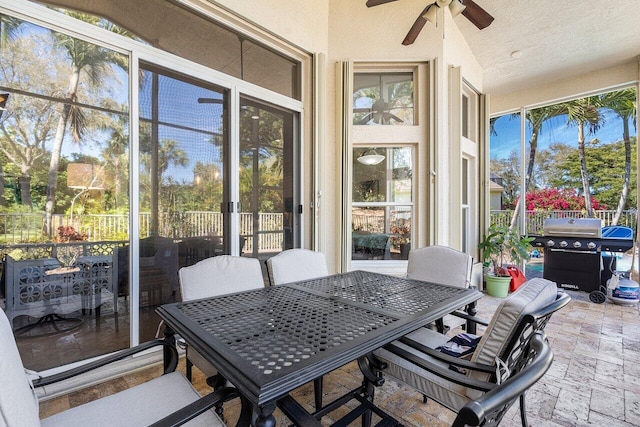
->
[357,149,385,165]
[449,0,466,17]
[422,4,438,23]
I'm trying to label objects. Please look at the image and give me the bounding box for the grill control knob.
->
[546,240,555,247]
[587,241,597,250]
[573,241,582,249]
[559,241,568,248]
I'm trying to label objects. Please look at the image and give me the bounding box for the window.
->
[461,85,478,142]
[352,146,413,260]
[0,15,131,368]
[353,73,414,125]
[40,1,301,99]
[462,157,470,253]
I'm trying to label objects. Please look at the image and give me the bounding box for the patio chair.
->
[374,277,570,427]
[0,306,250,427]
[117,237,180,307]
[179,256,265,384]
[451,332,553,427]
[266,248,329,286]
[407,245,473,333]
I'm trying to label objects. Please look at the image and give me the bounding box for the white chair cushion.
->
[41,371,224,427]
[471,278,557,367]
[374,327,471,411]
[407,246,472,331]
[0,309,40,427]
[267,249,329,286]
[179,255,264,301]
[407,246,472,288]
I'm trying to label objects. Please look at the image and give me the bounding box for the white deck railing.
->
[0,210,635,246]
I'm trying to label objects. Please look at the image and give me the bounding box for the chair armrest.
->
[452,333,553,427]
[150,386,251,427]
[32,339,178,388]
[384,341,497,392]
[448,310,490,327]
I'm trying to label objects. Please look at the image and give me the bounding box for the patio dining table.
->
[157,270,482,426]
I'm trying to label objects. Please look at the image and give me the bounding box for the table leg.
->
[466,301,478,335]
[313,377,323,410]
[253,403,276,427]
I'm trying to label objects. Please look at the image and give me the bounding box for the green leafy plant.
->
[478,225,534,277]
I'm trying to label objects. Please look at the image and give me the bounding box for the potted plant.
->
[390,222,411,259]
[478,225,534,297]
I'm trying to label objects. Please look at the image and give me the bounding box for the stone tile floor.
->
[39,288,640,426]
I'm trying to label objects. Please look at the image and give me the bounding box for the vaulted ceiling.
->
[453,0,640,96]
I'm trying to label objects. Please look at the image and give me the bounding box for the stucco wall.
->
[211,0,329,55]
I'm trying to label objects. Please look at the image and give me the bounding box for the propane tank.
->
[606,274,640,305]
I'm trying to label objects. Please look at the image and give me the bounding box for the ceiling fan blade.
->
[366,0,398,7]
[384,112,404,123]
[358,112,374,125]
[402,4,432,46]
[461,0,494,29]
[197,98,223,104]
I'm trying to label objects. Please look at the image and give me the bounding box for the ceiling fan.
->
[366,0,494,46]
[354,98,404,125]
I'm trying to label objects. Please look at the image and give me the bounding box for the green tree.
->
[600,88,637,224]
[536,142,574,188]
[509,105,565,229]
[553,96,603,217]
[44,12,131,236]
[99,109,129,210]
[0,35,60,208]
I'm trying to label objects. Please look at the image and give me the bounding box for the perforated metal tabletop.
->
[157,270,481,413]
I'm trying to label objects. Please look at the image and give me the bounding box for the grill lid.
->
[543,218,602,238]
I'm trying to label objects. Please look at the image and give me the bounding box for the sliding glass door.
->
[239,97,299,262]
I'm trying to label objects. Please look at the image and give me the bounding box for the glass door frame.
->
[1,0,307,350]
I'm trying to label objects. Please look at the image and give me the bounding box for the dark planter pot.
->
[400,243,411,260]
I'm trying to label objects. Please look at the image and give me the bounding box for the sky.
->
[490,109,634,160]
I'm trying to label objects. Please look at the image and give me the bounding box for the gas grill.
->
[530,218,634,297]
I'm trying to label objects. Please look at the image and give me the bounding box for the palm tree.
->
[509,106,564,229]
[100,113,129,210]
[553,96,603,217]
[600,88,637,225]
[44,13,131,236]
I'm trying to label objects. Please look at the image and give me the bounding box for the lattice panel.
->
[86,242,123,256]
[5,255,116,326]
[298,270,466,315]
[18,263,68,304]
[178,286,398,376]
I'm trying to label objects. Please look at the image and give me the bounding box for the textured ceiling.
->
[453,0,640,96]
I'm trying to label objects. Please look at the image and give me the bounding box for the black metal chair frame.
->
[452,332,553,427]
[382,290,570,427]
